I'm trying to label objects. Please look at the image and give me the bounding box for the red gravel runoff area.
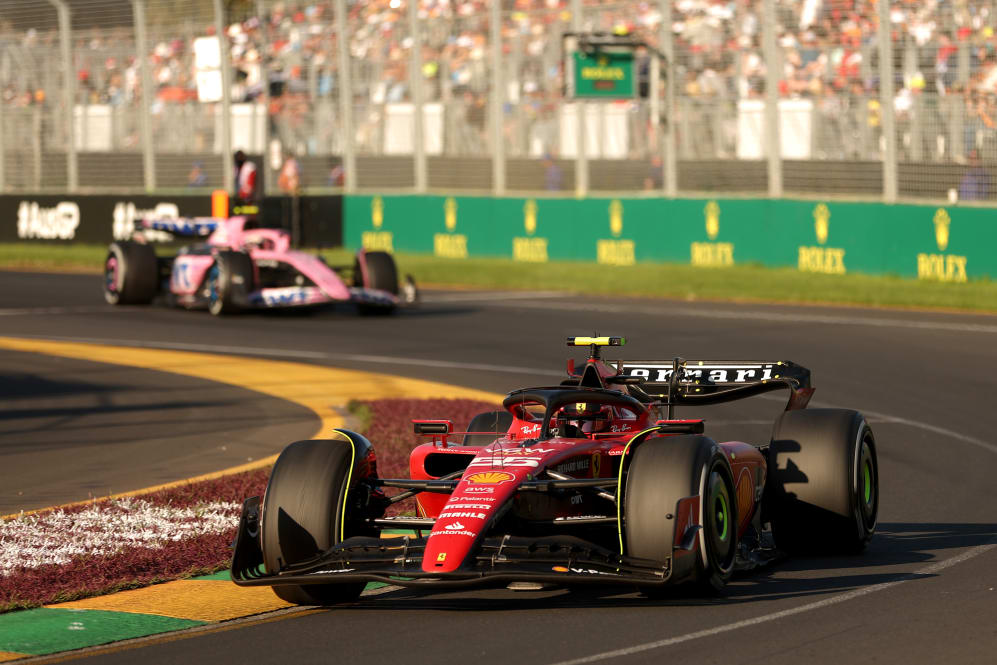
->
[1,398,498,612]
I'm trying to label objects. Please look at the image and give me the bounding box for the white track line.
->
[19,335,997,456]
[777,395,997,457]
[0,306,118,316]
[423,290,566,303]
[14,333,996,641]
[10,335,566,377]
[477,299,997,335]
[543,396,997,665]
[547,543,996,665]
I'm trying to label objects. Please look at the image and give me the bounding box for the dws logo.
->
[17,201,80,240]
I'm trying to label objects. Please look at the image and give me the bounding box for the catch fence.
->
[2,0,996,204]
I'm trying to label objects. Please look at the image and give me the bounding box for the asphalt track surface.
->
[2,270,996,664]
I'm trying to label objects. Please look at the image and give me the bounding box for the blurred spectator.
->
[959,150,991,200]
[233,150,259,203]
[644,155,663,191]
[328,165,345,187]
[186,161,206,187]
[277,152,301,195]
[543,154,562,191]
[11,0,997,185]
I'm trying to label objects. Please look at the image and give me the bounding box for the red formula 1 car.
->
[103,216,416,315]
[232,336,879,603]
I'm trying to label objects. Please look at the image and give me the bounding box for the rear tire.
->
[354,250,398,315]
[462,410,514,446]
[104,241,158,305]
[207,251,254,316]
[261,436,370,605]
[766,409,878,554]
[624,435,737,594]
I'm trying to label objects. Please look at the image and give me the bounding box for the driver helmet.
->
[556,402,613,434]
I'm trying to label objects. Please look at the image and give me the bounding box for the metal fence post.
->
[489,0,505,195]
[49,0,77,191]
[877,0,898,202]
[335,0,355,192]
[213,0,234,194]
[660,0,677,197]
[257,0,272,195]
[0,81,5,192]
[132,0,156,192]
[572,0,588,197]
[32,107,42,189]
[761,0,781,197]
[408,0,426,192]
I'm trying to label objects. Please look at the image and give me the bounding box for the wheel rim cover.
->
[208,265,219,307]
[105,256,118,293]
[707,469,733,566]
[857,438,877,530]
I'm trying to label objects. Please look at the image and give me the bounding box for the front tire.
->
[354,250,398,315]
[261,434,374,605]
[462,410,514,446]
[624,435,737,594]
[766,409,879,554]
[104,241,158,305]
[206,251,254,316]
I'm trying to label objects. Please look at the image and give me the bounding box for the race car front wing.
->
[230,497,672,589]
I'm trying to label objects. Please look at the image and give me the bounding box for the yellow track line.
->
[0,336,502,517]
[0,337,508,658]
[50,581,293,622]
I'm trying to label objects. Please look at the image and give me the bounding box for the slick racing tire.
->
[206,251,254,316]
[261,434,374,606]
[462,410,514,446]
[624,435,737,595]
[765,409,878,554]
[354,250,398,315]
[104,241,158,305]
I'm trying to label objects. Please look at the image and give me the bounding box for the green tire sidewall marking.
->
[863,460,872,505]
[715,487,729,541]
[615,426,664,555]
[332,429,357,543]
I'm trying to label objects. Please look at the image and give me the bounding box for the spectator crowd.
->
[2,0,997,190]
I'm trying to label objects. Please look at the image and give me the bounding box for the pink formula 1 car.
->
[103,216,416,315]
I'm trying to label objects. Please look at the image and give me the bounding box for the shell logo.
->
[704,200,720,240]
[933,208,950,251]
[465,471,514,484]
[371,196,383,229]
[813,203,830,245]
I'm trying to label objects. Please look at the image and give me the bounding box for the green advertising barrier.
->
[344,194,996,282]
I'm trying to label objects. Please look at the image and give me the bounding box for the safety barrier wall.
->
[1,194,342,247]
[345,195,995,283]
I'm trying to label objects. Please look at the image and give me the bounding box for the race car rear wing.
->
[139,216,220,237]
[613,358,813,414]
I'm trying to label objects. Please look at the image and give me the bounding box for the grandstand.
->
[1,0,996,202]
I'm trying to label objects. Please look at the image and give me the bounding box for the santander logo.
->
[444,521,465,530]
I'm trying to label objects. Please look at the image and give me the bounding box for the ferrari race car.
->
[231,336,879,603]
[103,215,416,315]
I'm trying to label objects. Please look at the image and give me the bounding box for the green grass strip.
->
[0,243,110,271]
[0,608,203,655]
[324,250,997,312]
[4,242,997,313]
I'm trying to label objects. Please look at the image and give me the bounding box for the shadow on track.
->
[325,522,997,612]
[187,302,479,320]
